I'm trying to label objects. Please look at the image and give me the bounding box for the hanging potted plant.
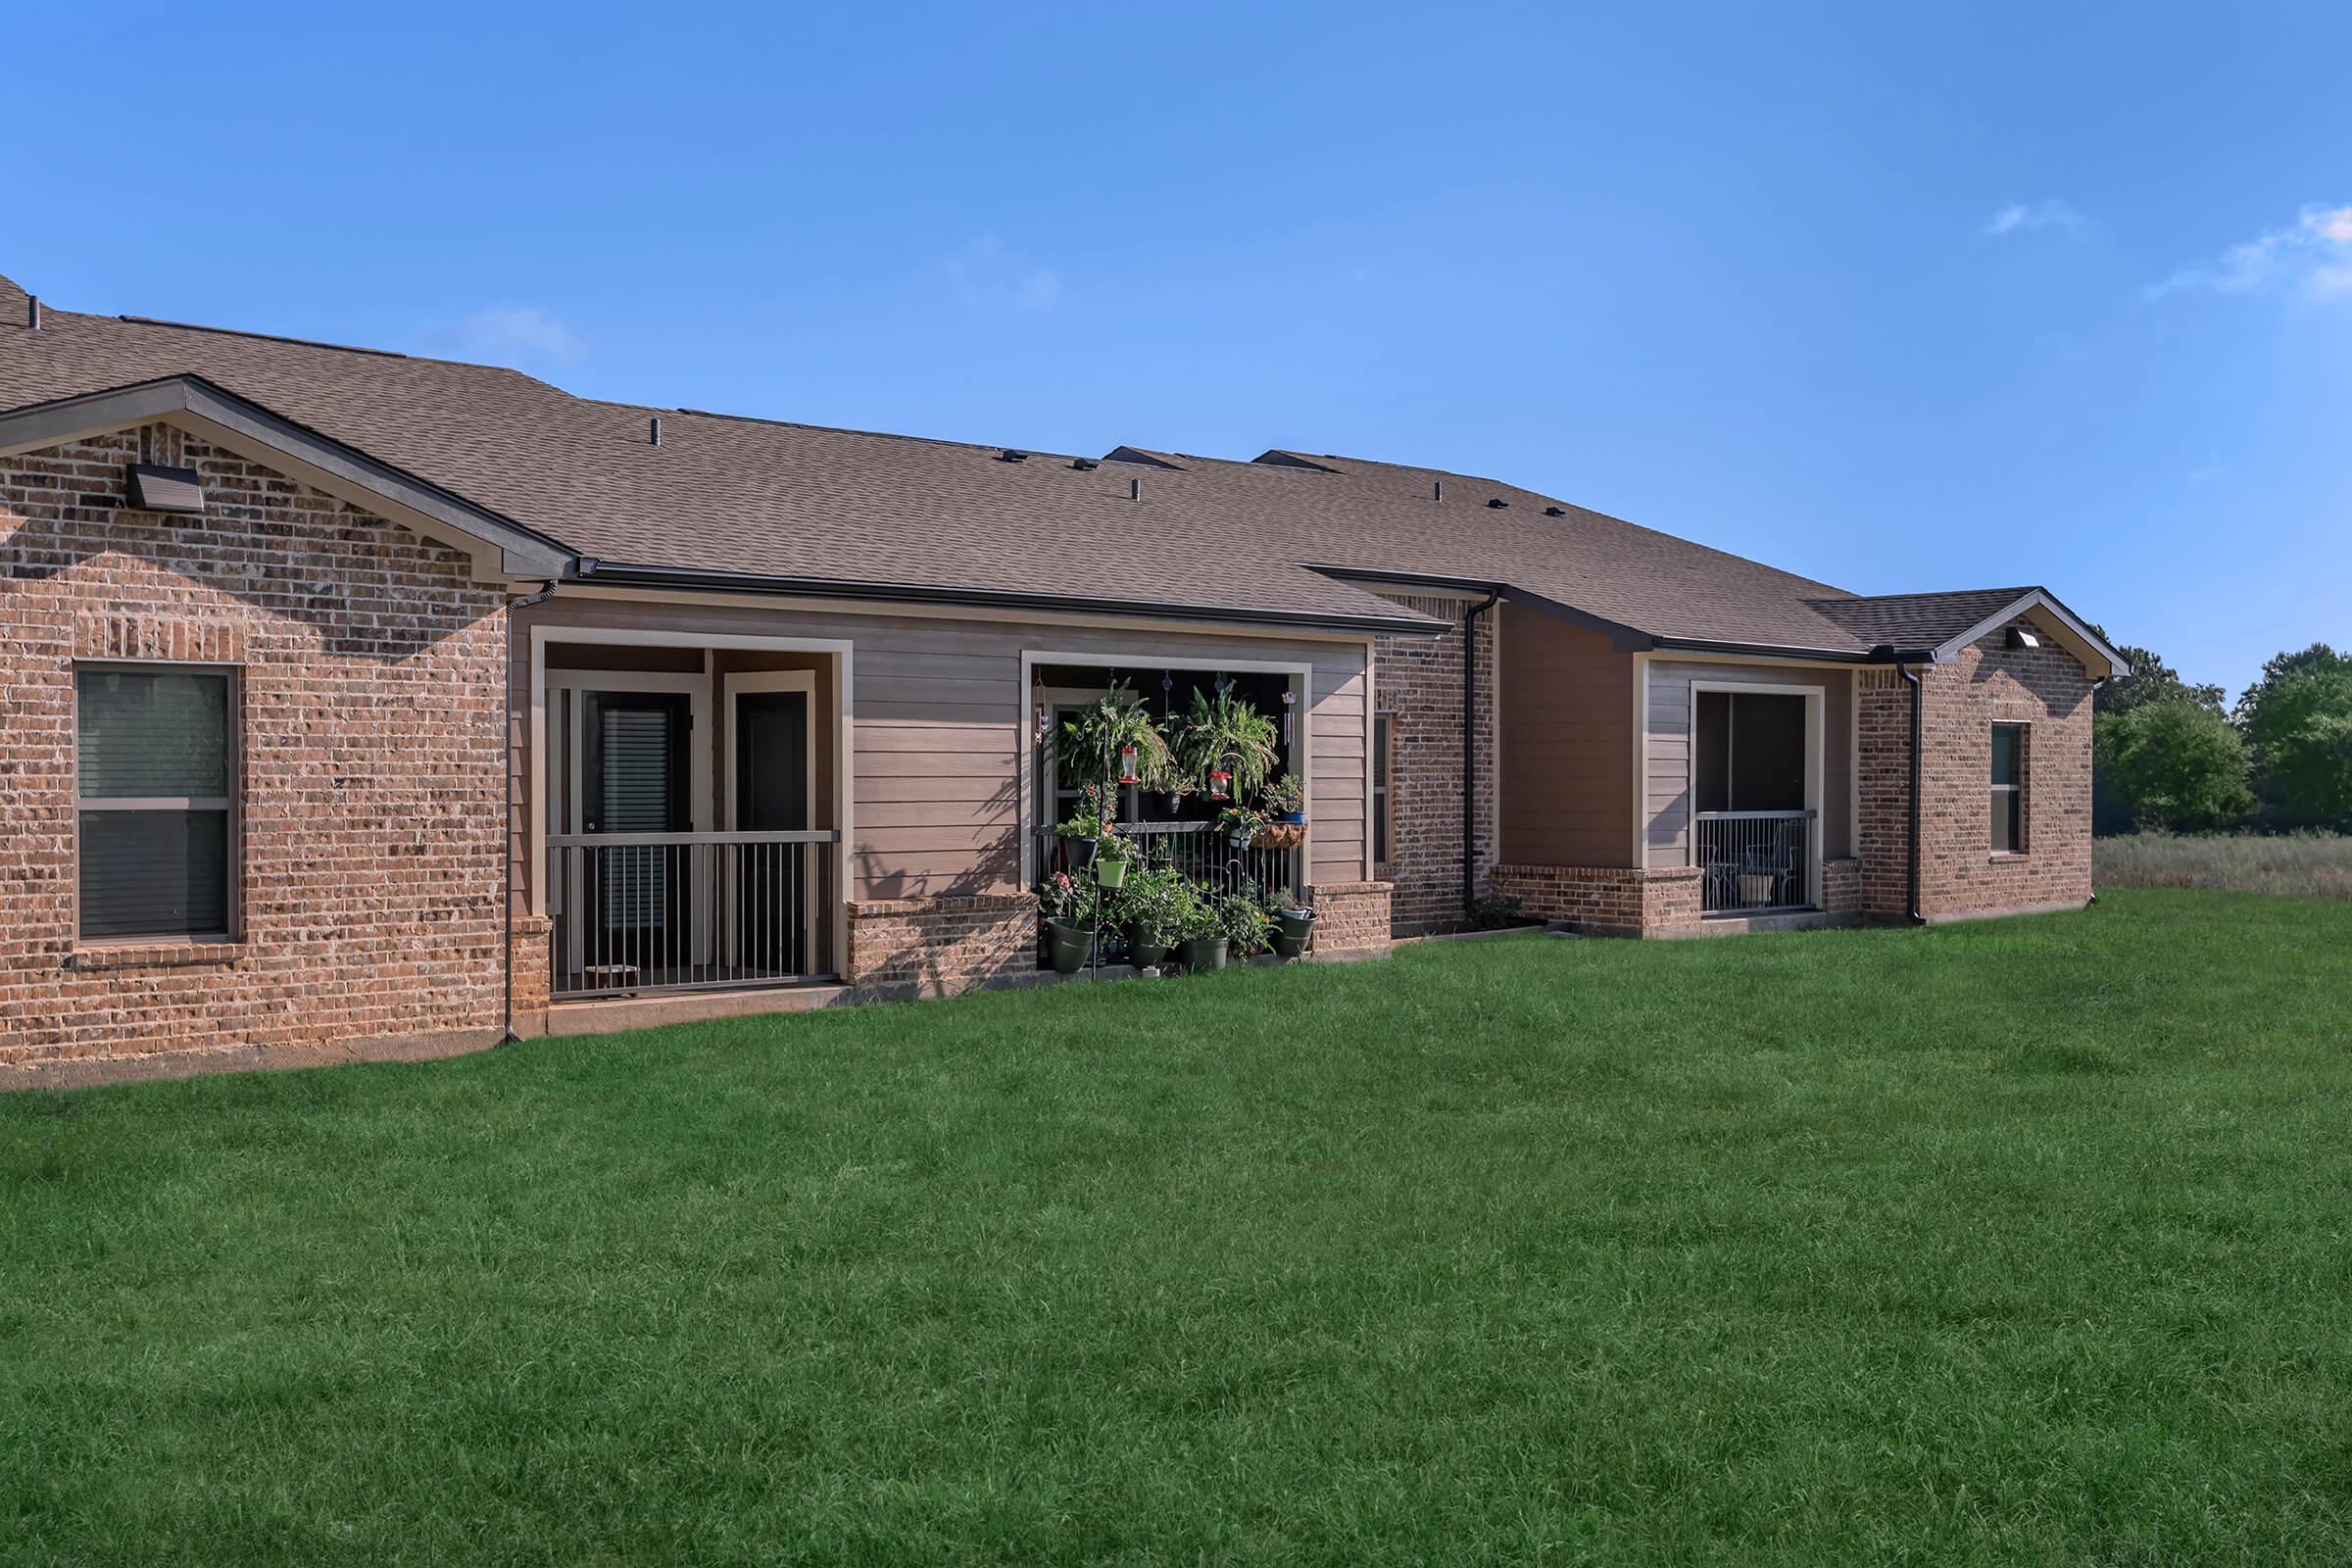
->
[1055,781,1114,871]
[1058,682,1175,793]
[1095,830,1134,889]
[1171,687,1281,802]
[1037,872,1094,976]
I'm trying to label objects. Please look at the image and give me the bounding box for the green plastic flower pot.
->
[1046,919,1095,975]
[1096,856,1129,888]
[1175,936,1229,972]
[1270,909,1314,959]
[1127,931,1170,969]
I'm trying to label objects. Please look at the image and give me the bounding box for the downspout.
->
[1897,662,1925,925]
[502,578,562,1044]
[1462,588,1501,924]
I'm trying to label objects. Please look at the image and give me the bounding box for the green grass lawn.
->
[6,890,2351,1565]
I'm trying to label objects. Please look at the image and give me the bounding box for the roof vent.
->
[2005,624,2042,651]
[1434,480,1444,502]
[1069,457,1099,470]
[25,295,39,330]
[1544,506,1565,516]
[1130,477,1142,502]
[649,416,662,448]
[124,463,204,514]
[1487,498,1509,509]
[998,449,1029,464]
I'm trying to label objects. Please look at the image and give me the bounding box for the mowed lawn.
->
[5,892,2351,1565]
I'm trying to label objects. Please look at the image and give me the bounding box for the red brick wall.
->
[1490,863,1700,935]
[845,893,1038,991]
[1855,624,2095,920]
[0,425,512,1070]
[1370,592,1498,933]
[1303,881,1393,952]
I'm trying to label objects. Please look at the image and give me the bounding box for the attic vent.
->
[2005,625,2042,651]
[998,449,1029,464]
[649,416,662,447]
[1544,506,1566,516]
[1487,498,1509,509]
[124,463,204,514]
[1434,480,1444,502]
[1070,458,1099,470]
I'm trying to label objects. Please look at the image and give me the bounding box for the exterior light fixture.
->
[2005,625,2042,651]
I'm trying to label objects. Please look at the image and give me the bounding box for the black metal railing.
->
[1034,820,1302,900]
[1693,809,1815,914]
[548,830,840,999]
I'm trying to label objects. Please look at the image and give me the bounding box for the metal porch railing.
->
[548,830,840,999]
[1693,809,1815,914]
[1034,820,1302,900]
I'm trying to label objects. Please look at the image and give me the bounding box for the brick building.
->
[0,274,2122,1084]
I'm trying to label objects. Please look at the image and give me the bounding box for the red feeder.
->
[1117,745,1142,785]
[1208,769,1232,802]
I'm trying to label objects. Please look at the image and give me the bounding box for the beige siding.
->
[1497,606,1637,867]
[1644,660,1855,867]
[516,596,1369,901]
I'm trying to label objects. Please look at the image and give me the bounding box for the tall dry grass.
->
[2094,832,2352,900]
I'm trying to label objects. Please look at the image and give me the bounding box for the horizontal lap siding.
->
[1644,660,1855,868]
[516,598,1367,900]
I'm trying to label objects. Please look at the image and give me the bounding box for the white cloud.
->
[1984,199,2087,237]
[430,306,587,365]
[2144,203,2352,302]
[944,236,1060,313]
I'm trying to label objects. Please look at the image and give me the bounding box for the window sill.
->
[69,939,243,972]
[1988,852,2031,863]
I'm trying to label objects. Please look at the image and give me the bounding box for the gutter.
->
[502,578,562,1043]
[572,560,1445,638]
[1463,587,1500,925]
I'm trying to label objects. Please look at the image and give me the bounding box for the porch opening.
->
[1029,662,1305,961]
[1691,688,1818,915]
[541,641,844,1000]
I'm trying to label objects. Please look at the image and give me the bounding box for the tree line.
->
[2093,635,2352,836]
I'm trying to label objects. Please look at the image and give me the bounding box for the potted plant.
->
[1058,681,1175,792]
[1095,830,1134,889]
[1055,781,1115,870]
[1270,901,1315,959]
[1219,890,1273,958]
[1037,871,1094,975]
[1119,866,1184,970]
[1215,804,1265,848]
[1172,687,1281,802]
[1172,887,1227,973]
[1265,772,1306,823]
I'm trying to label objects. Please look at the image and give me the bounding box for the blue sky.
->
[8,2,2345,697]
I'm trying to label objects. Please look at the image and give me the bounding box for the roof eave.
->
[0,374,576,579]
[1930,588,2129,677]
[571,561,1449,637]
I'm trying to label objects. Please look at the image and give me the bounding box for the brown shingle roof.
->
[0,273,1941,654]
[1802,588,2041,652]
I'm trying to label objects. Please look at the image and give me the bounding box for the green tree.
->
[2240,662,2352,830]
[2087,624,2225,716]
[2232,643,2350,723]
[2093,700,2255,833]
